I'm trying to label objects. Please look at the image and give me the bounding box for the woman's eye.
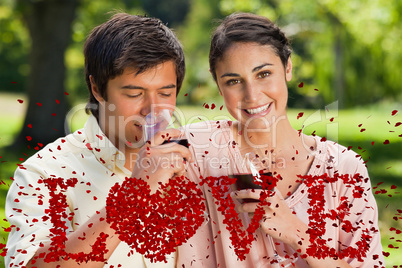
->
[257,71,270,79]
[226,79,240,86]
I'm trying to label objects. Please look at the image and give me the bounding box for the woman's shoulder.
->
[311,135,368,175]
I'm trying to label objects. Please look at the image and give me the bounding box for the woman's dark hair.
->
[84,13,185,120]
[209,12,292,81]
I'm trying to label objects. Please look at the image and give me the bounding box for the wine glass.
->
[144,109,188,147]
[230,150,298,267]
[144,109,211,227]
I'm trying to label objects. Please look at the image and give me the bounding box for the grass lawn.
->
[1,96,401,266]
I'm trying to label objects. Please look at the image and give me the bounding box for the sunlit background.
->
[0,0,401,266]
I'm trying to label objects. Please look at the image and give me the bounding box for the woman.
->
[180,12,384,268]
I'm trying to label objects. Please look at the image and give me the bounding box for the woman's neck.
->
[233,117,300,151]
[231,117,317,178]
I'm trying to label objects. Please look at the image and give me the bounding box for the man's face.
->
[94,60,177,151]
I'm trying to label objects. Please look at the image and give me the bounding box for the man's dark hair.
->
[84,13,185,120]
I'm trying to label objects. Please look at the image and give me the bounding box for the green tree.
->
[320,0,402,106]
[9,0,144,149]
[139,0,190,26]
[11,0,79,149]
[177,0,222,105]
[0,2,29,93]
[64,0,144,103]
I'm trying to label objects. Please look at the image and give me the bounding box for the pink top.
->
[178,120,385,268]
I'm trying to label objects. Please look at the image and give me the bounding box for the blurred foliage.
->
[0,0,401,108]
[0,1,29,94]
[139,0,190,26]
[177,0,223,105]
[218,0,402,108]
[65,0,144,103]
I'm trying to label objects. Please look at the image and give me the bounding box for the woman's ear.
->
[89,75,105,103]
[285,58,293,82]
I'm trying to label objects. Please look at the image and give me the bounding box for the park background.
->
[0,0,401,266]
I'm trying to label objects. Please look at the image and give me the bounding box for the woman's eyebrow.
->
[220,63,273,78]
[252,63,273,73]
[220,72,239,78]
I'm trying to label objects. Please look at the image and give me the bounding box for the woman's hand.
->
[131,128,192,194]
[232,189,353,267]
[231,188,305,248]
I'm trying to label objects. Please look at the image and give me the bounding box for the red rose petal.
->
[297,112,304,119]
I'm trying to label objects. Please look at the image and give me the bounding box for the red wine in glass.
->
[229,172,272,203]
[230,170,297,265]
[162,138,189,148]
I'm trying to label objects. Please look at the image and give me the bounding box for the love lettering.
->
[35,177,109,264]
[21,173,371,264]
[201,172,372,261]
[298,173,372,261]
[32,176,205,264]
[106,176,206,263]
[200,173,280,261]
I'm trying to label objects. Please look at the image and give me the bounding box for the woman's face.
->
[215,42,292,130]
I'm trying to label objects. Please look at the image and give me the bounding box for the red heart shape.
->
[106,176,205,263]
[200,174,278,260]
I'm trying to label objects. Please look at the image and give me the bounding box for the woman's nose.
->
[243,82,260,103]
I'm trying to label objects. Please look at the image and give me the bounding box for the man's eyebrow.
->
[121,85,144,90]
[121,84,176,90]
[220,63,273,78]
[160,84,176,89]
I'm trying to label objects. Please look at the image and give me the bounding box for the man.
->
[5,13,193,267]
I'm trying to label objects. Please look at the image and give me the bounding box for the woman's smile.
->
[242,103,272,117]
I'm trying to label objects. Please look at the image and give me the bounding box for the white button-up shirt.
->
[5,115,175,267]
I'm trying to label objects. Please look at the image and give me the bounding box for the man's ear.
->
[285,58,293,82]
[89,75,105,103]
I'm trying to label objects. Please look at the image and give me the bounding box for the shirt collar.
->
[84,115,127,174]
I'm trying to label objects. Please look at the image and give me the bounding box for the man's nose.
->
[140,94,157,116]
